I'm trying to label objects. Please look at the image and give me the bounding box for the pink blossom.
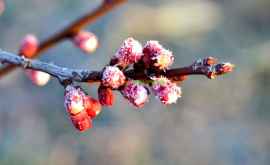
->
[121,81,149,108]
[152,76,182,104]
[102,66,126,89]
[114,37,143,67]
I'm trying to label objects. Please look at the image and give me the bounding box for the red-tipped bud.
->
[143,40,174,70]
[113,37,143,67]
[98,85,115,106]
[73,31,98,54]
[70,110,93,132]
[102,66,126,89]
[121,81,149,108]
[64,85,92,132]
[19,34,39,58]
[84,96,102,119]
[152,76,182,105]
[215,63,235,75]
[25,69,50,86]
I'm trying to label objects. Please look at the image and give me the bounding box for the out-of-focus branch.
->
[0,50,234,84]
[0,0,127,77]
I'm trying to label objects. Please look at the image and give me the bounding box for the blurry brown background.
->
[0,0,270,165]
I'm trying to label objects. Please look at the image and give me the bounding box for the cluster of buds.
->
[15,31,234,132]
[99,38,182,107]
[19,34,51,86]
[64,85,101,132]
[59,37,233,131]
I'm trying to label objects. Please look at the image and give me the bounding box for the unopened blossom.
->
[101,66,126,89]
[64,85,92,132]
[69,110,92,132]
[152,76,182,105]
[73,31,98,54]
[19,34,39,58]
[143,40,174,70]
[98,85,115,106]
[121,81,149,108]
[84,96,102,119]
[64,85,86,115]
[25,70,50,86]
[113,37,143,67]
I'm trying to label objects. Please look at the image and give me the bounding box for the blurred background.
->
[0,0,270,164]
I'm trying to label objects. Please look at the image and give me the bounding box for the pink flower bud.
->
[64,85,92,132]
[84,96,102,119]
[143,40,174,70]
[98,85,115,106]
[19,34,39,58]
[152,76,182,105]
[101,66,126,89]
[121,81,149,108]
[25,70,50,86]
[113,37,143,67]
[69,110,93,132]
[73,31,98,54]
[64,85,86,115]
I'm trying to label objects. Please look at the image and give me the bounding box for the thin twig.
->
[0,0,127,77]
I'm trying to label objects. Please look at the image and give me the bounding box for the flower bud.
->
[113,37,143,67]
[84,96,102,119]
[152,76,182,105]
[143,40,174,70]
[64,85,92,132]
[25,69,50,86]
[121,81,149,108]
[73,31,98,54]
[69,110,93,132]
[98,85,115,106]
[101,66,126,89]
[19,34,39,58]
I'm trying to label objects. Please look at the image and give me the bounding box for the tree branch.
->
[0,0,127,77]
[0,50,233,85]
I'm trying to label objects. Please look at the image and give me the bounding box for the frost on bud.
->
[113,37,143,67]
[98,85,115,106]
[143,40,174,70]
[121,81,149,108]
[215,63,235,75]
[73,31,98,54]
[84,96,102,119]
[64,85,92,132]
[19,34,39,58]
[102,66,126,89]
[152,76,182,105]
[25,69,50,86]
